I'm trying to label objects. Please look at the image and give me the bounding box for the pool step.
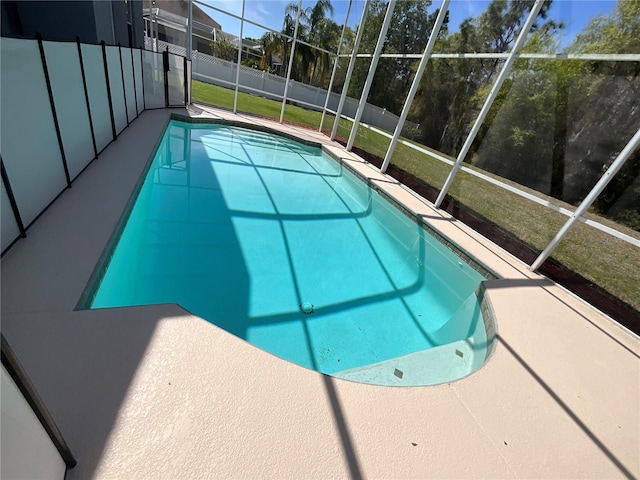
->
[331,338,479,386]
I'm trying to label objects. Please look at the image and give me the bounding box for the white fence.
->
[148,38,417,135]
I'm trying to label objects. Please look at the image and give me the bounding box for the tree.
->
[260,31,281,73]
[280,2,309,77]
[407,0,560,156]
[309,17,341,86]
[210,34,237,62]
[348,0,440,114]
[279,0,340,85]
[563,0,640,229]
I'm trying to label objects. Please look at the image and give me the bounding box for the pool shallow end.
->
[333,282,497,386]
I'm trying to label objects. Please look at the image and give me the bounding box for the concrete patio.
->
[1,106,638,479]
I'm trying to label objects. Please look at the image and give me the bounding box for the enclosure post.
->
[380,0,449,172]
[187,0,193,60]
[346,0,397,151]
[319,0,353,133]
[233,0,246,114]
[530,128,640,271]
[279,0,303,123]
[330,0,370,141]
[434,0,544,208]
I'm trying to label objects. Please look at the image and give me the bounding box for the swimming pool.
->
[88,119,496,385]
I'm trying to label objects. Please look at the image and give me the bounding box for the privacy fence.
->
[147,37,417,135]
[0,36,191,253]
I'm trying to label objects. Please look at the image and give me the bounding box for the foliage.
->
[259,31,281,72]
[262,0,637,231]
[348,0,439,114]
[210,34,237,62]
[242,58,260,69]
[278,1,342,87]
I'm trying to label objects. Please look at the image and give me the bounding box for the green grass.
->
[192,79,640,312]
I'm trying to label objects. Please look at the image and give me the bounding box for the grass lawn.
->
[192,79,640,312]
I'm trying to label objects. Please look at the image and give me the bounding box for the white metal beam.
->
[381,0,450,172]
[343,52,640,61]
[280,0,303,123]
[187,0,193,60]
[530,128,640,271]
[233,0,246,114]
[346,0,397,151]
[435,0,545,208]
[330,0,370,141]
[319,0,353,133]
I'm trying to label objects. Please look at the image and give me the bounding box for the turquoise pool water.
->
[90,120,491,385]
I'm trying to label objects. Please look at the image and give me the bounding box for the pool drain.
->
[300,302,314,314]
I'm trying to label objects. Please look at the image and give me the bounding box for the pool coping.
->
[2,106,638,480]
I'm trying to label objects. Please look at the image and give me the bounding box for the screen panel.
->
[106,46,127,134]
[1,180,20,251]
[143,50,165,108]
[122,47,138,120]
[0,38,67,226]
[43,40,94,179]
[81,43,113,152]
[134,49,145,112]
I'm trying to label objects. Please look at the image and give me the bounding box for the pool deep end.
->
[87,119,497,386]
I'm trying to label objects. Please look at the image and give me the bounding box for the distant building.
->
[0,0,144,47]
[144,0,280,68]
[144,0,221,55]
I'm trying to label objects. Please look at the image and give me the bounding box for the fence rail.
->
[146,37,419,136]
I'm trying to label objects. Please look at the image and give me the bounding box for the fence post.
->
[102,41,118,140]
[163,46,169,107]
[184,56,189,106]
[76,37,98,159]
[118,43,130,126]
[140,49,146,110]
[1,156,27,239]
[130,46,139,117]
[36,32,72,188]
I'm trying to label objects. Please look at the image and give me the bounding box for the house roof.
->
[152,0,221,30]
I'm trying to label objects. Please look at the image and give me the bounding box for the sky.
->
[196,0,618,48]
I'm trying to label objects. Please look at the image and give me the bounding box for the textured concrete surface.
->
[2,106,639,479]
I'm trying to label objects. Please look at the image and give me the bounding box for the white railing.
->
[147,37,419,135]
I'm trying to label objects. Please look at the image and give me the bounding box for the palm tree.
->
[309,0,334,33]
[280,0,337,83]
[281,2,309,77]
[260,31,280,72]
[310,17,340,86]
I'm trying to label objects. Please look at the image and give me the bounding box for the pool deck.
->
[2,106,638,479]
